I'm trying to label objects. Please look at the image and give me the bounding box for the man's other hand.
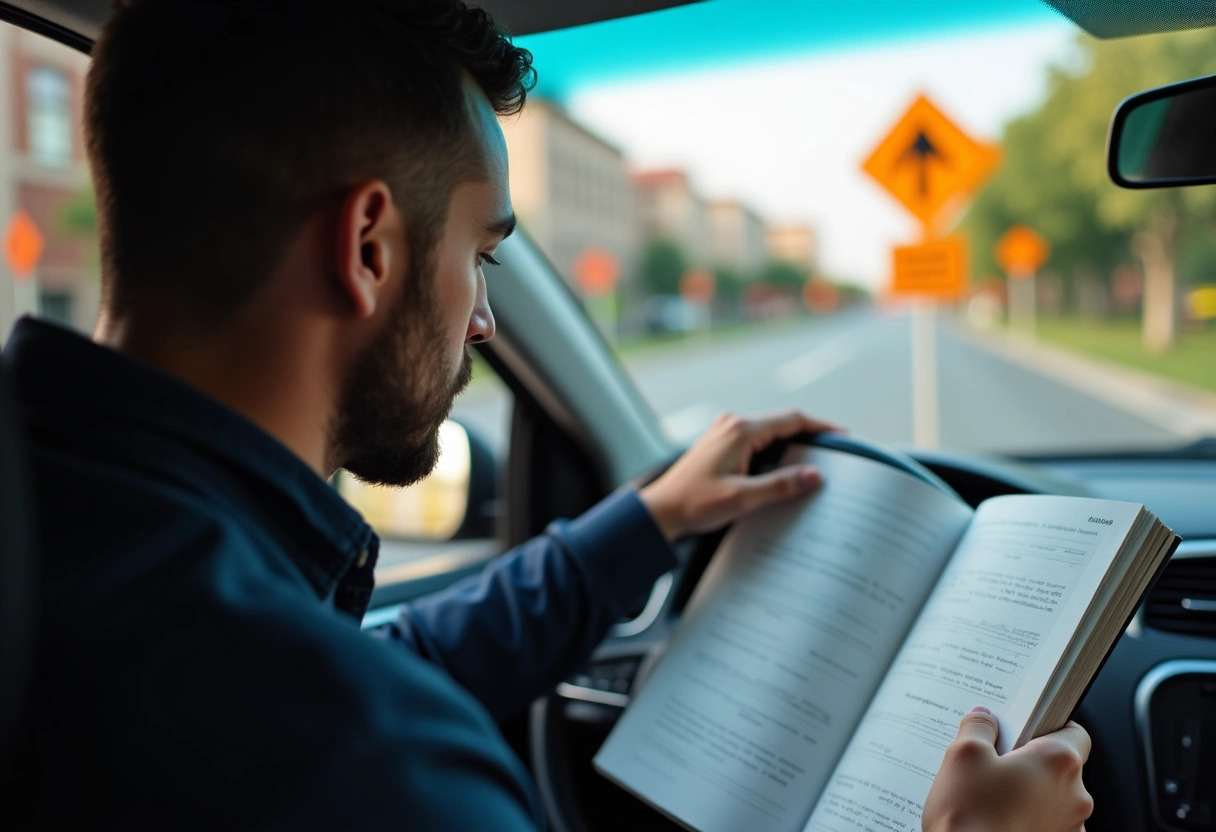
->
[923,708,1093,832]
[638,410,840,541]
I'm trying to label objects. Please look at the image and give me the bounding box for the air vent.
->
[1143,555,1216,638]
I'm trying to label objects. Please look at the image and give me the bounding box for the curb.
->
[954,324,1216,438]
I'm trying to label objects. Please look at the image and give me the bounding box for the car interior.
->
[0,1,1214,831]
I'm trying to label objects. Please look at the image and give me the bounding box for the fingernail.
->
[970,706,991,715]
[799,467,822,488]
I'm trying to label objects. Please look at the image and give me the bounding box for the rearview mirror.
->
[1109,73,1216,189]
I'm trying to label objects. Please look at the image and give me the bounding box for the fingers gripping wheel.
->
[533,433,962,832]
[752,431,960,500]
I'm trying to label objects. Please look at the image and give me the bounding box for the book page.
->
[804,496,1144,832]
[595,447,974,832]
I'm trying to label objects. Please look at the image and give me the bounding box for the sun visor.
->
[1043,0,1216,39]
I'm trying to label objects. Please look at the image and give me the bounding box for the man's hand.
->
[638,410,840,541]
[923,708,1093,832]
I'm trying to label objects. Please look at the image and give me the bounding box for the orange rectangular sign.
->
[891,237,967,299]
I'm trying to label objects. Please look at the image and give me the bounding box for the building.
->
[0,25,95,337]
[765,223,818,275]
[500,98,638,301]
[632,168,711,268]
[707,199,766,277]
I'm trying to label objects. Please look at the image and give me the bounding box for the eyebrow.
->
[487,213,516,241]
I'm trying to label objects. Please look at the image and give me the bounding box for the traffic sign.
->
[1187,286,1216,321]
[573,247,619,296]
[4,210,44,280]
[679,268,715,303]
[862,94,1001,230]
[996,225,1050,279]
[802,279,839,314]
[890,237,967,299]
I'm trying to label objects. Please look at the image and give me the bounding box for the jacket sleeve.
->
[367,489,677,720]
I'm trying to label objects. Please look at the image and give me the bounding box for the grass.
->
[1034,317,1216,395]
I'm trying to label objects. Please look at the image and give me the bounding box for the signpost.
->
[574,247,619,298]
[679,268,715,336]
[862,93,1000,448]
[574,247,620,342]
[996,225,1050,341]
[891,237,968,299]
[1,210,44,337]
[4,210,44,280]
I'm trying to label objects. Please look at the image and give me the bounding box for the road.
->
[452,309,1211,458]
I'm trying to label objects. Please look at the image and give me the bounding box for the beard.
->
[330,261,474,488]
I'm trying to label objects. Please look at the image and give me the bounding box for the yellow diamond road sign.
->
[862,94,1001,229]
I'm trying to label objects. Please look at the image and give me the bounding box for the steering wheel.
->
[529,434,1025,832]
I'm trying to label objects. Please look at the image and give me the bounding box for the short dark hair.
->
[86,0,534,323]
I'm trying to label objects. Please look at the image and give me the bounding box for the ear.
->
[334,180,403,319]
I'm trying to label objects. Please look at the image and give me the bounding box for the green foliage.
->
[758,260,806,291]
[1178,227,1216,286]
[57,187,98,237]
[639,238,686,296]
[834,282,871,305]
[960,28,1216,317]
[712,266,753,300]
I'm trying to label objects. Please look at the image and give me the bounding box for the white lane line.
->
[776,335,859,392]
[661,402,719,443]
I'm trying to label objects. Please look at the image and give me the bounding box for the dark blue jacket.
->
[3,317,675,830]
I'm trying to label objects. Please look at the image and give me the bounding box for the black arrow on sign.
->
[898,131,948,197]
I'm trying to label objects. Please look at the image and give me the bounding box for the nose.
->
[466,277,495,344]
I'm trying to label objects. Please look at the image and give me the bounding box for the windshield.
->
[496,0,1216,455]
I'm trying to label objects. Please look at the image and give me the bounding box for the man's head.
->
[86,0,532,484]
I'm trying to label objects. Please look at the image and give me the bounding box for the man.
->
[2,0,1093,829]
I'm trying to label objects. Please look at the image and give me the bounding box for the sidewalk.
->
[955,323,1216,439]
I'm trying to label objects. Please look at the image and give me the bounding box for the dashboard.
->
[538,453,1216,832]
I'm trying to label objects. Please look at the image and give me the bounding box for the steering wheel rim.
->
[531,435,984,832]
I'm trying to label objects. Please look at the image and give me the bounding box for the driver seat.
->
[0,358,37,813]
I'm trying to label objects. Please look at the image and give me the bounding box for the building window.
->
[37,290,73,327]
[27,65,71,168]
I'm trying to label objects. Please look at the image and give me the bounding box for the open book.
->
[594,445,1178,832]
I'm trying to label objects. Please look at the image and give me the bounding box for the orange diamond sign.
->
[862,94,1001,230]
[573,247,619,297]
[996,225,1050,279]
[4,210,44,280]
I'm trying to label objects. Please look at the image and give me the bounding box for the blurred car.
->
[1,1,1214,831]
[643,295,705,334]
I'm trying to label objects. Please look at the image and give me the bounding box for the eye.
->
[479,253,500,267]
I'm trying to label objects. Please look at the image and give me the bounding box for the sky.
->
[518,7,1081,289]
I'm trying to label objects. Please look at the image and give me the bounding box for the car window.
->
[491,1,1216,456]
[0,22,512,561]
[335,360,512,547]
[0,25,93,334]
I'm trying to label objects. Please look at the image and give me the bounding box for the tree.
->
[639,238,686,297]
[712,265,748,301]
[960,28,1216,351]
[57,187,98,236]
[758,260,807,292]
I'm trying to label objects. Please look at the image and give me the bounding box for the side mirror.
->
[335,419,500,541]
[1109,73,1216,189]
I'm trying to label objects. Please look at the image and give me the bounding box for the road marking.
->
[776,336,859,391]
[661,402,718,442]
